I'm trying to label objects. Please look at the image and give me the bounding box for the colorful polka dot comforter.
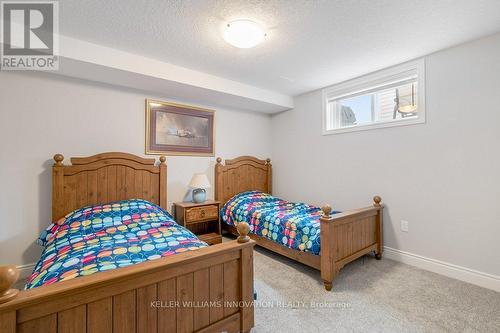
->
[26,199,207,289]
[221,191,337,255]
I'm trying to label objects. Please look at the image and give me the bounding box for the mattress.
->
[26,199,207,289]
[221,191,338,255]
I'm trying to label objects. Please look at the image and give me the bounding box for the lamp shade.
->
[188,173,211,189]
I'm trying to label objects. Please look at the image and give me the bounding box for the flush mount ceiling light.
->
[223,20,266,49]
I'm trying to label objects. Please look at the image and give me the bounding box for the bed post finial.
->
[321,204,332,218]
[237,222,251,243]
[373,196,382,207]
[0,265,19,304]
[53,154,64,166]
[216,157,222,164]
[159,156,166,164]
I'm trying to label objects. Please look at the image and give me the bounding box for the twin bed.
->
[0,152,383,333]
[0,153,254,333]
[215,156,383,291]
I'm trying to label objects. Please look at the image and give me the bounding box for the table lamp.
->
[188,173,211,203]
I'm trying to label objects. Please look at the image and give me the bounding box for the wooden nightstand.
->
[174,200,222,245]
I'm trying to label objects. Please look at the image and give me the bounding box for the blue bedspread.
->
[26,199,207,289]
[221,191,337,255]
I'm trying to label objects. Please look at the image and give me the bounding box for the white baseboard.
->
[16,263,35,281]
[384,246,500,292]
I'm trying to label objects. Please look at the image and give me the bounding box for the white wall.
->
[1,32,499,285]
[271,33,500,277]
[0,71,271,267]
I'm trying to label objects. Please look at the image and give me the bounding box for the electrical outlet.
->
[401,220,409,232]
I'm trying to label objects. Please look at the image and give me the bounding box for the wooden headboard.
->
[52,152,167,222]
[215,156,272,204]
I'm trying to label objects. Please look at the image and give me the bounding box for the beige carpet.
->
[251,246,500,333]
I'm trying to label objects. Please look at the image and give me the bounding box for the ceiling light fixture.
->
[223,19,266,49]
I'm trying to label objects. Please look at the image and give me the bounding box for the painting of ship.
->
[176,129,196,138]
[146,99,215,156]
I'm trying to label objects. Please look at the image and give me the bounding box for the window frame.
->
[322,59,426,135]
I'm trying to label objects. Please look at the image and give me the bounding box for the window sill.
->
[322,117,425,135]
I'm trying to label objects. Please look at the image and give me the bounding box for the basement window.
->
[322,59,425,135]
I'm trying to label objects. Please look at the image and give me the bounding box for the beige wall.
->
[0,71,271,266]
[270,33,500,276]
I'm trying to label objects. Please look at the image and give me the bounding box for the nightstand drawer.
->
[185,205,219,223]
[174,200,221,246]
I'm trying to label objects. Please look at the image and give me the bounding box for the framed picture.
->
[145,99,215,156]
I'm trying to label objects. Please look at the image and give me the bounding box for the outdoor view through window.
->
[334,81,418,128]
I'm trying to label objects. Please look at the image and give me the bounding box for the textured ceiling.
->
[59,0,500,96]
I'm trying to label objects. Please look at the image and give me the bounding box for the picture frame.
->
[145,99,215,156]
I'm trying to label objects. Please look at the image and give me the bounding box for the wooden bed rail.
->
[319,196,383,290]
[0,224,255,333]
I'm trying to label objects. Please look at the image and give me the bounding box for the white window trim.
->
[322,59,426,135]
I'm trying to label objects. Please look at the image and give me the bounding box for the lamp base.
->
[192,188,206,203]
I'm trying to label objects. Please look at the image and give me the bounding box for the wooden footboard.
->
[0,227,255,333]
[320,196,383,290]
[222,197,383,291]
